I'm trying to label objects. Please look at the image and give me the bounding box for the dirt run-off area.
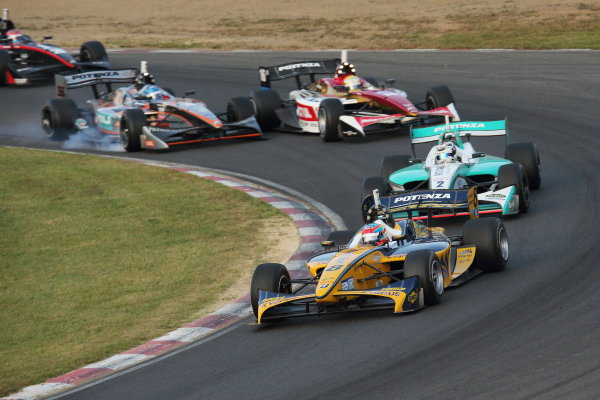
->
[3,0,600,49]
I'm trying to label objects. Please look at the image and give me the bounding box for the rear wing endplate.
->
[56,69,137,98]
[362,187,479,223]
[259,59,340,89]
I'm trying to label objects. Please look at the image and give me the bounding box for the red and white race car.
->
[250,52,460,142]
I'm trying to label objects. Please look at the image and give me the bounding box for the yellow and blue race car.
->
[251,188,509,323]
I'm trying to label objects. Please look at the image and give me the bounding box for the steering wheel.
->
[366,205,395,227]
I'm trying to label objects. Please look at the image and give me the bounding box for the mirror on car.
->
[472,152,485,158]
[43,36,53,41]
[409,158,422,164]
[384,78,396,88]
[184,90,196,97]
[321,240,335,247]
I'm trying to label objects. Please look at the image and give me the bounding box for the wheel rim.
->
[120,127,129,147]
[278,275,290,294]
[41,112,53,136]
[426,95,436,110]
[430,259,444,295]
[318,109,326,137]
[498,226,509,261]
[522,172,530,205]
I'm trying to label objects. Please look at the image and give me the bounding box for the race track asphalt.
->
[1,50,599,400]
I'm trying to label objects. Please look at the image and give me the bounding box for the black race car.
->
[0,8,109,85]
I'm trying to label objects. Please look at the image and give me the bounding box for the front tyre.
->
[425,85,455,109]
[41,98,79,141]
[121,108,146,152]
[498,163,530,213]
[227,96,255,122]
[505,142,541,190]
[318,98,344,142]
[249,89,282,130]
[404,250,444,306]
[462,217,509,272]
[80,41,108,61]
[250,263,291,319]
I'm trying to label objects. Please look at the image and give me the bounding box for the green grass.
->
[0,148,293,396]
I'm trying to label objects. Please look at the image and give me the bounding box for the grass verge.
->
[0,147,298,396]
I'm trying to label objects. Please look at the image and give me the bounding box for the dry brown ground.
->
[3,0,599,49]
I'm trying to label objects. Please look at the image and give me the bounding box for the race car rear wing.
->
[55,68,137,99]
[362,187,479,223]
[409,119,509,158]
[259,59,340,89]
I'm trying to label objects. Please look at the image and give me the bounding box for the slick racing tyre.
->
[361,176,390,202]
[462,217,509,272]
[79,41,108,61]
[250,263,291,319]
[227,96,255,122]
[404,250,444,306]
[505,142,541,190]
[498,163,530,213]
[318,98,344,142]
[0,50,10,85]
[326,230,356,247]
[381,154,411,180]
[425,85,455,109]
[249,89,281,130]
[41,98,79,141]
[121,109,146,152]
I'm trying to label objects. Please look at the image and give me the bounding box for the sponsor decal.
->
[376,280,383,288]
[277,62,321,72]
[259,296,290,309]
[144,140,156,147]
[393,193,451,203]
[373,256,381,262]
[318,283,330,289]
[407,291,418,304]
[70,71,119,80]
[485,193,507,199]
[341,277,354,291]
[433,122,485,133]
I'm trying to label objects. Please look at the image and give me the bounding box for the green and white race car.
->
[361,120,541,220]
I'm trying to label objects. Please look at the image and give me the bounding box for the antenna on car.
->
[2,9,8,20]
[341,49,348,64]
[140,60,148,74]
[372,188,381,208]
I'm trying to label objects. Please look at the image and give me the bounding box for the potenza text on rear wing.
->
[259,59,340,89]
[55,69,137,98]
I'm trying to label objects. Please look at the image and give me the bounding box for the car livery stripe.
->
[12,45,75,68]
[167,133,261,146]
[1,159,336,400]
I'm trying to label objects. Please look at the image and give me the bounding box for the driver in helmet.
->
[435,141,457,164]
[334,62,364,93]
[5,29,24,44]
[349,205,404,248]
[133,71,173,102]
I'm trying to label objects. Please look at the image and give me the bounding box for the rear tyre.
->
[318,98,344,142]
[462,217,508,272]
[326,230,356,247]
[249,89,282,130]
[41,98,79,141]
[498,163,530,213]
[381,154,411,179]
[121,108,146,152]
[505,142,541,190]
[361,176,390,202]
[80,41,108,61]
[250,263,291,319]
[0,50,11,85]
[425,85,454,109]
[403,250,444,306]
[227,96,255,122]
